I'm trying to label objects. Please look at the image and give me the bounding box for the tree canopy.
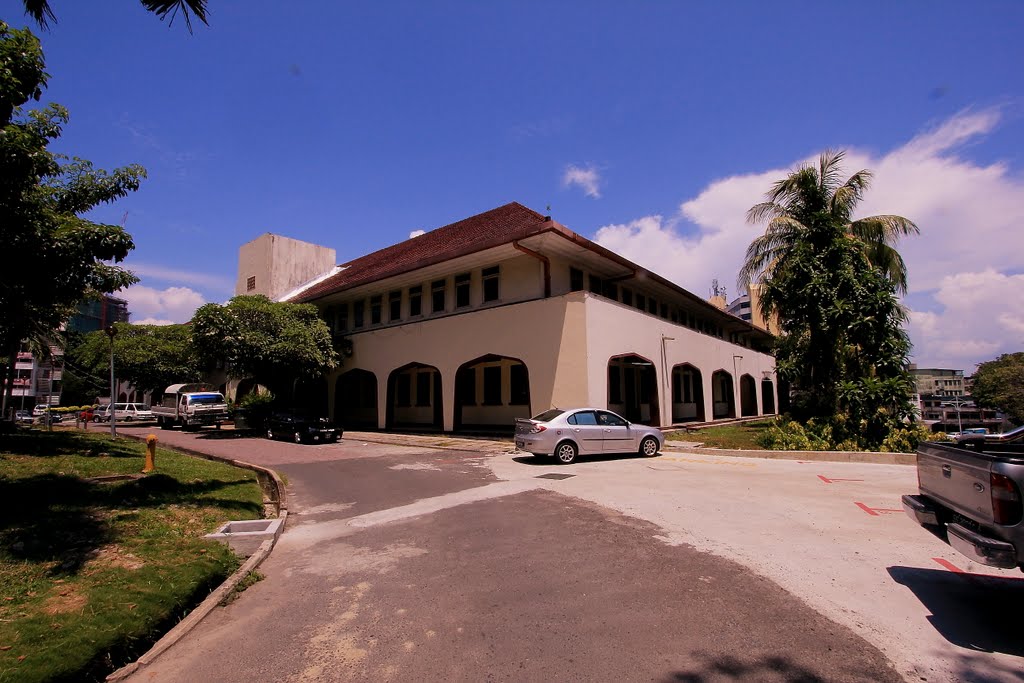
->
[0,22,144,410]
[191,295,338,401]
[971,352,1024,426]
[74,323,202,398]
[745,151,917,448]
[21,1,209,31]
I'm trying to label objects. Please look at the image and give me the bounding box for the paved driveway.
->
[115,426,1023,682]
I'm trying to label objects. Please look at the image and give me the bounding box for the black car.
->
[265,412,341,444]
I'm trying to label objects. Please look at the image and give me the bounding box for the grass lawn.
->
[0,427,264,683]
[667,419,774,450]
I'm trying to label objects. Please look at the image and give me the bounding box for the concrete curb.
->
[105,436,288,682]
[662,443,916,466]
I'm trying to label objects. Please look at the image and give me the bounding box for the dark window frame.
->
[389,290,402,321]
[482,365,502,406]
[431,279,446,314]
[409,285,422,317]
[455,272,471,308]
[569,267,584,292]
[509,364,529,406]
[370,295,382,325]
[482,266,500,303]
[353,300,365,328]
[415,372,431,407]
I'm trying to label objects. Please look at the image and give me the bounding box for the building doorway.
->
[761,379,775,414]
[671,363,705,423]
[386,363,443,431]
[607,354,660,426]
[740,374,757,417]
[335,369,378,429]
[711,370,735,419]
[454,354,531,433]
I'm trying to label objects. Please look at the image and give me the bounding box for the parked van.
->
[111,403,154,421]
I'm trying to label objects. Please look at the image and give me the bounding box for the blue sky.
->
[5,1,1024,370]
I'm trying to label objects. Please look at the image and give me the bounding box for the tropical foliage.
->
[970,352,1024,426]
[742,151,918,449]
[21,0,208,31]
[0,23,143,411]
[191,295,338,401]
[74,323,202,397]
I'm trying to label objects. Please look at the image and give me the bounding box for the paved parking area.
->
[113,425,1024,682]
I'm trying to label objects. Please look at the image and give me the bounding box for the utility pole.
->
[106,325,117,439]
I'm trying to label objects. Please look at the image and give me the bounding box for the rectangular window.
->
[673,375,682,403]
[635,293,646,311]
[510,364,529,405]
[337,303,349,332]
[455,273,471,308]
[432,279,446,313]
[603,282,618,300]
[409,285,422,316]
[588,274,603,294]
[416,372,431,407]
[569,267,584,292]
[353,300,365,328]
[483,366,502,405]
[389,291,402,321]
[370,295,382,325]
[621,288,633,306]
[608,366,622,404]
[482,266,500,302]
[246,276,256,291]
[648,297,658,315]
[397,374,411,407]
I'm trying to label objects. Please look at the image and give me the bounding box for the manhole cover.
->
[536,473,575,480]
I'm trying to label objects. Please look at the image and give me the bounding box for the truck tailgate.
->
[917,442,994,526]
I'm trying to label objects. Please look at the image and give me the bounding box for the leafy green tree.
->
[21,0,209,31]
[744,151,917,447]
[971,352,1024,426]
[191,295,338,403]
[75,323,202,397]
[0,23,144,412]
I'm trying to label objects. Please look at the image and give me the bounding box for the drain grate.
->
[536,473,575,480]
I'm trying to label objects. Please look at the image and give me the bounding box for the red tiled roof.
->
[295,202,550,301]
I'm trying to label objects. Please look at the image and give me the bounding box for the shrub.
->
[879,424,937,453]
[235,392,275,430]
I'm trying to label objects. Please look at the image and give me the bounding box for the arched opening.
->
[386,363,443,431]
[777,379,791,414]
[335,369,378,430]
[711,370,735,419]
[454,354,530,433]
[118,391,128,402]
[671,363,705,423]
[607,354,660,426]
[740,374,757,417]
[235,378,258,402]
[761,379,776,414]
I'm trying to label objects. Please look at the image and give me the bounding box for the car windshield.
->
[531,409,565,422]
[188,394,223,405]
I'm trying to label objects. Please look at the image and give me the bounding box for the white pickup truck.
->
[903,425,1024,571]
[151,383,229,431]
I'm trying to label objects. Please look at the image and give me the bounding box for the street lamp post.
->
[105,325,117,439]
[946,396,967,434]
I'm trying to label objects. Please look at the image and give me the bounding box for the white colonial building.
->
[236,202,780,433]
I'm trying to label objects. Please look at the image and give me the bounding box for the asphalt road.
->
[112,425,1023,683]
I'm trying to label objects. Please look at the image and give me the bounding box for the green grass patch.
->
[0,428,264,683]
[667,420,773,450]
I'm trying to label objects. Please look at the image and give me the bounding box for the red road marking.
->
[932,557,965,573]
[819,475,864,484]
[855,501,903,516]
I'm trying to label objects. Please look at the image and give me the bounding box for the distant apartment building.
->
[909,365,1003,432]
[9,343,63,409]
[67,294,130,334]
[726,285,778,334]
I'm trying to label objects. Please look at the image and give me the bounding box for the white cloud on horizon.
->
[124,262,235,294]
[593,108,1024,371]
[409,229,426,238]
[121,285,206,325]
[563,164,603,198]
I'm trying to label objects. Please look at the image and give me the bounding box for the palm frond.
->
[818,149,846,193]
[738,218,803,289]
[859,242,910,294]
[22,0,57,28]
[830,169,872,219]
[140,0,209,31]
[746,201,785,225]
[849,215,920,243]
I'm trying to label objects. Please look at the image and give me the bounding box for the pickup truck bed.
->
[903,427,1024,571]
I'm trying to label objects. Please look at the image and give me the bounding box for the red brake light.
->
[531,424,547,434]
[991,473,1023,525]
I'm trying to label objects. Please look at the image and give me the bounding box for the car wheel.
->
[124,416,132,422]
[639,436,660,457]
[159,418,171,430]
[266,427,275,440]
[555,441,578,465]
[293,431,303,444]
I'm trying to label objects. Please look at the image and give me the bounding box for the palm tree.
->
[21,1,208,31]
[739,149,918,299]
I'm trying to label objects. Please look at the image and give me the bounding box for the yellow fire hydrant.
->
[143,434,157,473]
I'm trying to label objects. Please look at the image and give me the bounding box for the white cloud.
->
[563,164,602,199]
[409,229,426,238]
[120,285,206,325]
[124,262,234,294]
[593,108,1024,370]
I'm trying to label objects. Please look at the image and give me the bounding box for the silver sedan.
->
[514,408,664,464]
